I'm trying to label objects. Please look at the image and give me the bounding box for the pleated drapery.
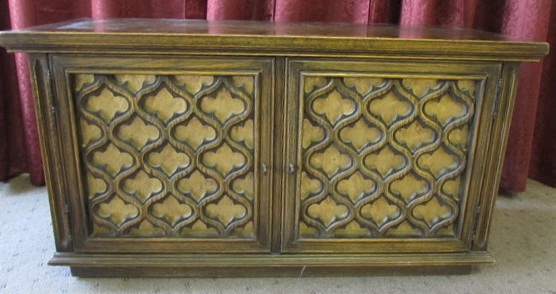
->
[1,0,554,192]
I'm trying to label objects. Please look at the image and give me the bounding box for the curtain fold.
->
[400,0,466,27]
[1,0,554,192]
[529,3,556,188]
[0,0,28,182]
[368,0,400,24]
[474,0,553,191]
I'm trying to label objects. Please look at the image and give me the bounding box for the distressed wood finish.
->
[79,73,260,240]
[282,60,501,254]
[0,19,548,277]
[49,55,274,254]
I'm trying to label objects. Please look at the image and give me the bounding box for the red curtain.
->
[1,0,554,192]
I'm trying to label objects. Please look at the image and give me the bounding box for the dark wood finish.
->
[69,265,473,278]
[49,55,274,254]
[0,19,548,277]
[52,252,484,277]
[0,19,547,61]
[282,59,501,254]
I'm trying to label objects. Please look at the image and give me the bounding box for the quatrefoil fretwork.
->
[299,76,477,239]
[76,73,256,238]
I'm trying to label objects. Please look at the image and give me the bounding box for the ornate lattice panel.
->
[74,73,256,239]
[298,76,478,239]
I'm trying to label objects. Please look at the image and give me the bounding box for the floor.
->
[1,174,555,294]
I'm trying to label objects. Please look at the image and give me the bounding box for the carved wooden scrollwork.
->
[299,76,477,239]
[75,73,256,239]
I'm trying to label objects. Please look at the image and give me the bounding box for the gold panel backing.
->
[75,74,256,238]
[299,76,477,239]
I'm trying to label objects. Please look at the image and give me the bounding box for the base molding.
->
[50,252,493,277]
[70,265,474,278]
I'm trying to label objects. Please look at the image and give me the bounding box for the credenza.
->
[0,19,548,277]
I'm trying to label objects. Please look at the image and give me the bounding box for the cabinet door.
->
[50,55,274,253]
[282,59,501,253]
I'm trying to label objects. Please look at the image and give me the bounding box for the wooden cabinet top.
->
[0,18,549,61]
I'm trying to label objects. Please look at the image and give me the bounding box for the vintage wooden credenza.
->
[0,19,548,277]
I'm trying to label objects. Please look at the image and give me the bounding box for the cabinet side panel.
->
[30,54,74,252]
[474,63,520,250]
